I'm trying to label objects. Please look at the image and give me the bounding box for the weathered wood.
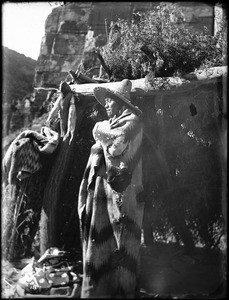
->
[96,49,112,79]
[69,70,101,84]
[183,66,227,81]
[68,66,227,99]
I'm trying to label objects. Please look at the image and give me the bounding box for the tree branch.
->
[96,49,112,79]
[140,45,156,61]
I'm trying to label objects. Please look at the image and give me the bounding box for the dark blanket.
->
[78,109,145,298]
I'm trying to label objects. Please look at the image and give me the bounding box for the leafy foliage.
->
[101,3,226,80]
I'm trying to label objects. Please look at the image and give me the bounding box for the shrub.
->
[101,3,226,80]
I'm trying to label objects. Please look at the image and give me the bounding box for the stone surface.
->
[33,2,215,104]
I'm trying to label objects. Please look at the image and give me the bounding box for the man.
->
[78,79,144,298]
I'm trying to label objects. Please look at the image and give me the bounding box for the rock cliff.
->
[33,2,215,104]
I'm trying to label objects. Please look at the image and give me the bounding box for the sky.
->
[2,2,62,60]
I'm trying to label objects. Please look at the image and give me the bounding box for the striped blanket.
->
[78,109,144,298]
[3,127,59,185]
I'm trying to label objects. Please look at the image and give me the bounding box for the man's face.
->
[104,97,120,118]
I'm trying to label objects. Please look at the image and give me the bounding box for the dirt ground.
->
[139,242,226,299]
[2,242,226,299]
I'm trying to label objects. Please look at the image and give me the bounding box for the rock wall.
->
[33,2,215,105]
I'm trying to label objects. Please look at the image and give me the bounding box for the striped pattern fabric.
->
[78,109,144,298]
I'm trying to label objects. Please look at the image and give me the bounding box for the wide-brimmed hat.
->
[93,79,142,116]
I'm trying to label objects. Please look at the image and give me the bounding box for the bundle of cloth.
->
[15,247,82,298]
[2,127,59,185]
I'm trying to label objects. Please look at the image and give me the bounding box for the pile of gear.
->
[15,248,82,298]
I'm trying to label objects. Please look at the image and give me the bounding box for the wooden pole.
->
[67,66,227,99]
